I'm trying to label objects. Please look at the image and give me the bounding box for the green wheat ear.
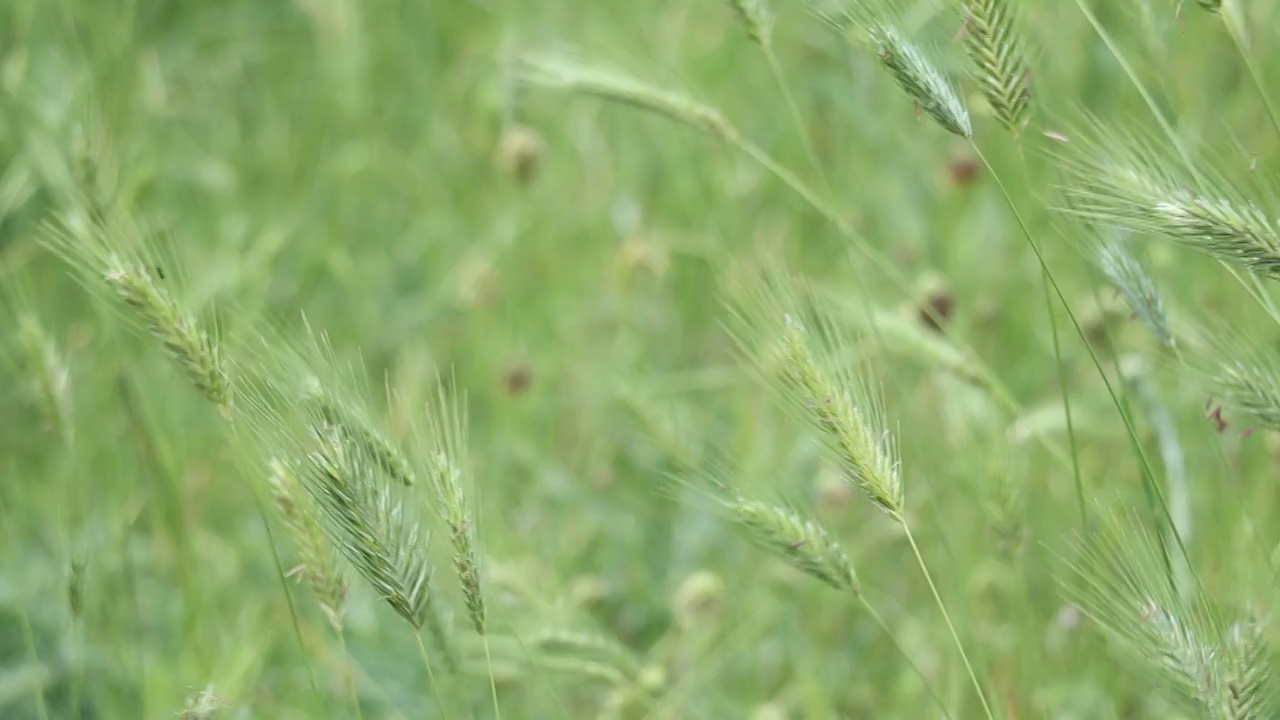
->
[810,3,971,138]
[962,0,1033,135]
[1055,117,1280,279]
[44,214,231,414]
[1063,510,1278,717]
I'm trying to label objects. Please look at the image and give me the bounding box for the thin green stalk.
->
[1042,271,1087,530]
[1016,143,1086,532]
[762,46,830,192]
[899,522,993,720]
[482,633,502,720]
[970,142,1198,586]
[859,597,955,719]
[253,490,322,701]
[414,631,448,719]
[1221,11,1280,141]
[338,630,365,720]
[70,615,84,720]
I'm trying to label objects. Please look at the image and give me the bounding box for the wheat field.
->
[3,0,1280,718]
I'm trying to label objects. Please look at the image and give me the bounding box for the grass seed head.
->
[422,382,487,634]
[728,0,774,46]
[268,457,349,633]
[728,496,860,593]
[962,0,1032,135]
[1056,119,1280,278]
[868,23,972,138]
[1096,237,1176,349]
[517,54,740,143]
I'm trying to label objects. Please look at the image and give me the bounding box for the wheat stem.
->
[859,597,955,719]
[901,523,993,720]
[414,631,449,719]
[483,632,503,720]
[1043,271,1087,530]
[337,630,365,720]
[972,141,1200,592]
[763,47,830,192]
[1220,13,1280,141]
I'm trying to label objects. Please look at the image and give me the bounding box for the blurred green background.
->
[3,0,1280,717]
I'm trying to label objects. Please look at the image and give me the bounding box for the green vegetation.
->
[3,0,1280,717]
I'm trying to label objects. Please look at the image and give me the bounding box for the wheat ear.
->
[961,0,1032,135]
[1056,118,1280,278]
[1061,510,1273,717]
[44,216,231,413]
[1095,235,1176,349]
[726,496,861,592]
[268,457,348,632]
[516,54,740,143]
[423,382,487,635]
[727,0,773,45]
[302,375,416,486]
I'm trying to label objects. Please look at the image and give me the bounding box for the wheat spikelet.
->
[302,375,415,486]
[961,0,1032,135]
[1183,322,1280,432]
[725,496,861,593]
[422,383,486,634]
[103,258,230,409]
[268,457,348,632]
[1096,237,1176,348]
[236,338,458,669]
[530,629,642,677]
[1222,620,1275,719]
[776,315,903,513]
[44,216,231,413]
[1062,510,1259,716]
[727,268,903,514]
[179,685,220,720]
[1056,119,1280,278]
[868,23,972,138]
[517,54,740,142]
[728,0,773,46]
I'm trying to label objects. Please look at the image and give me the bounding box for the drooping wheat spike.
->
[1056,119,1280,278]
[819,4,974,138]
[302,375,415,486]
[529,629,642,678]
[179,685,221,720]
[236,343,457,670]
[422,383,486,634]
[1190,327,1280,431]
[728,0,774,46]
[307,427,444,635]
[961,0,1032,135]
[727,269,903,514]
[103,258,230,409]
[1096,236,1176,349]
[1222,620,1275,719]
[267,456,348,632]
[862,21,972,138]
[725,496,861,593]
[1062,510,1249,716]
[44,216,231,413]
[516,54,740,143]
[777,315,903,513]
